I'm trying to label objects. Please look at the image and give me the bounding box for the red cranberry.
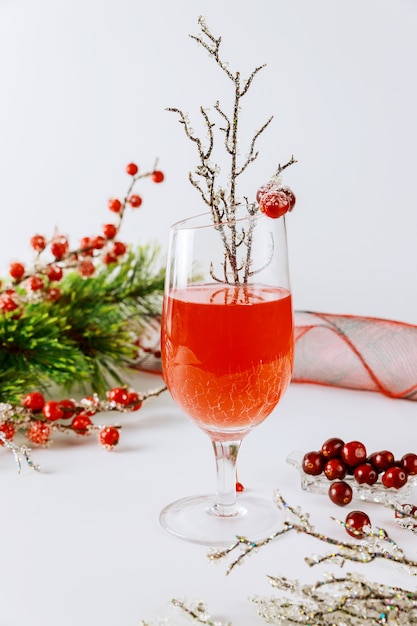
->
[321,437,344,459]
[329,481,353,506]
[401,453,417,475]
[341,441,367,467]
[353,462,378,485]
[324,458,347,481]
[368,450,395,471]
[382,466,408,489]
[302,451,324,476]
[345,510,371,538]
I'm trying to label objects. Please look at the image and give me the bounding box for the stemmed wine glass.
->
[159,204,294,546]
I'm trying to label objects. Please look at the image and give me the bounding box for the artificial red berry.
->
[79,237,93,256]
[102,252,118,265]
[59,399,76,419]
[280,185,296,211]
[91,236,106,250]
[42,400,65,421]
[108,198,123,213]
[45,264,63,282]
[22,391,45,412]
[102,224,118,239]
[259,189,290,219]
[78,259,95,277]
[353,462,378,485]
[400,453,417,475]
[46,287,61,301]
[381,466,408,489]
[126,391,143,410]
[126,162,139,176]
[112,241,127,256]
[0,293,18,313]
[0,421,16,444]
[27,275,44,291]
[368,450,395,472]
[107,387,129,405]
[9,262,25,280]
[128,194,142,208]
[302,450,324,476]
[341,441,367,468]
[71,413,93,434]
[321,437,345,459]
[395,504,417,527]
[328,481,353,506]
[99,426,120,449]
[79,396,97,415]
[236,482,245,492]
[152,170,164,183]
[345,510,371,538]
[324,458,347,480]
[26,421,51,445]
[50,236,69,260]
[30,234,47,252]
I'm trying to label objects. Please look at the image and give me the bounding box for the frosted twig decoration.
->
[140,599,231,626]
[208,491,417,576]
[252,572,417,625]
[168,16,272,217]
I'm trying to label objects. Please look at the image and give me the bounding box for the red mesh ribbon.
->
[293,311,417,401]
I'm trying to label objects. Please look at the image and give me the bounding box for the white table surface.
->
[2,370,416,625]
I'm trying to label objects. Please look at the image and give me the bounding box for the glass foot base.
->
[159,492,282,547]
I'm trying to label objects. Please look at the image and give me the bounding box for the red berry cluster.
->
[1,162,164,314]
[256,179,296,219]
[15,387,146,449]
[302,437,417,507]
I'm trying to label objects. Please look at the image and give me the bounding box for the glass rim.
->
[170,203,273,232]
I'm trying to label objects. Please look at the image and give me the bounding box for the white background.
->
[0,0,416,323]
[1,3,417,625]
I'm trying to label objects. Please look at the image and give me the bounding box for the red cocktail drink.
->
[162,283,293,439]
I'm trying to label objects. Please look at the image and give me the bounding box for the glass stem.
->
[210,440,242,517]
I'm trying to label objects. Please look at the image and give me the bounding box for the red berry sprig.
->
[0,161,165,312]
[12,384,165,450]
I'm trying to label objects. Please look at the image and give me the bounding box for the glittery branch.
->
[208,491,417,576]
[253,572,417,625]
[169,18,271,217]
[140,598,232,626]
[0,431,40,472]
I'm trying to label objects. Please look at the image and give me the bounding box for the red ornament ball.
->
[302,450,324,476]
[345,510,371,538]
[328,481,353,506]
[401,453,417,475]
[381,466,408,489]
[235,482,245,492]
[341,440,367,467]
[321,437,345,459]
